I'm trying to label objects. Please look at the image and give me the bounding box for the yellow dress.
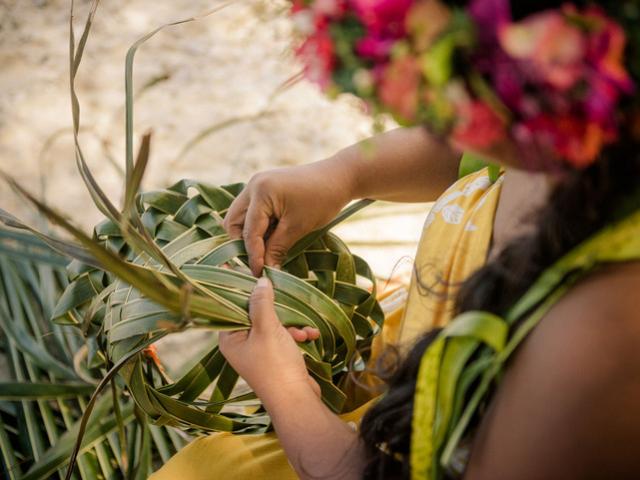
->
[150,168,504,480]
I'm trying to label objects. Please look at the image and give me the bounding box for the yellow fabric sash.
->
[400,169,503,346]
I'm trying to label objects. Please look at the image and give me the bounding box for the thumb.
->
[264,221,297,268]
[249,277,280,334]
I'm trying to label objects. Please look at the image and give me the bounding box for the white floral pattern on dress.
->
[422,174,492,231]
[432,191,463,213]
[462,176,491,197]
[442,204,465,224]
[464,221,478,231]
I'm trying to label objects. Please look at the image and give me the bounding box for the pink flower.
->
[452,101,506,150]
[378,56,421,122]
[313,0,346,17]
[499,10,585,91]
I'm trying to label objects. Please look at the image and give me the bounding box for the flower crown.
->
[291,0,639,169]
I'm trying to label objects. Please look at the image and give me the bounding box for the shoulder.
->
[536,261,640,365]
[465,262,640,480]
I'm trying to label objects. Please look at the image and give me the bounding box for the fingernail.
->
[256,276,270,288]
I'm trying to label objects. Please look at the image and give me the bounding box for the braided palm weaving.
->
[51,180,383,434]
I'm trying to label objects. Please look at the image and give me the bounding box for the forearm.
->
[323,127,461,203]
[261,384,365,480]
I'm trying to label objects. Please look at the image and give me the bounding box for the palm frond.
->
[0,229,186,479]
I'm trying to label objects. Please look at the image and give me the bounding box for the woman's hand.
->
[218,276,321,400]
[220,278,365,480]
[223,162,354,276]
[222,127,460,276]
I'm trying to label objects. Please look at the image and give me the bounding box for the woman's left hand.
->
[218,276,321,400]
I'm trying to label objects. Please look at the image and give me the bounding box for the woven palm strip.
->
[52,180,383,434]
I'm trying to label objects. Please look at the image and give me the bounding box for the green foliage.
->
[0,229,186,479]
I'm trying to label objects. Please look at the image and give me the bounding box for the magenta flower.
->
[355,35,396,62]
[351,0,413,37]
[584,74,619,124]
[584,7,634,94]
[468,0,510,42]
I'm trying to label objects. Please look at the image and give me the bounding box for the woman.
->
[153,1,640,478]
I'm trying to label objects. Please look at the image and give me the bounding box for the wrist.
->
[323,146,364,202]
[259,379,323,417]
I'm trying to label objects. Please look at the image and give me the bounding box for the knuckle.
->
[249,172,269,189]
[252,175,279,198]
[242,224,256,240]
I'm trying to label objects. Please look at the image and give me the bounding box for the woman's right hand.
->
[222,160,354,276]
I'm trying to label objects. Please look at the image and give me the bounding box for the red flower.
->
[378,56,421,122]
[297,27,336,89]
[452,101,506,150]
[519,114,612,168]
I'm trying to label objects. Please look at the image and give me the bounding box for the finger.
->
[249,277,280,335]
[223,190,250,239]
[264,219,298,268]
[302,326,320,341]
[287,326,308,342]
[243,202,270,276]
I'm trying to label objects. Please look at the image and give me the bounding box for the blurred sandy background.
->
[0,0,428,286]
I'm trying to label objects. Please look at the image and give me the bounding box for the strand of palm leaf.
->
[44,173,383,434]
